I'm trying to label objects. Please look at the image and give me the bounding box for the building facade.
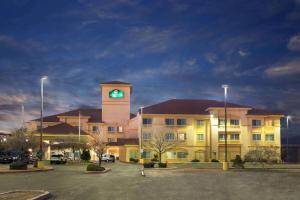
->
[27,81,283,163]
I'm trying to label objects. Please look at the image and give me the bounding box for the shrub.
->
[80,149,91,161]
[211,159,219,162]
[151,154,159,162]
[86,164,105,171]
[232,155,245,169]
[191,159,200,162]
[158,163,167,168]
[10,161,27,170]
[129,158,139,163]
[143,162,155,168]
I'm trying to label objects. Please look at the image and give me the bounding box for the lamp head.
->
[41,76,48,81]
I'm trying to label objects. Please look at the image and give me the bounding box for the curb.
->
[0,167,54,174]
[0,190,51,200]
[85,168,111,174]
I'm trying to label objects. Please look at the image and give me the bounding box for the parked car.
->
[50,154,67,164]
[0,153,13,164]
[101,154,115,162]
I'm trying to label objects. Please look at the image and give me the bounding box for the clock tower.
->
[100,81,132,124]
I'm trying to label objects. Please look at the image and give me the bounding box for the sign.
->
[109,89,124,98]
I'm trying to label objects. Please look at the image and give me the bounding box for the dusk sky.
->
[0,0,299,134]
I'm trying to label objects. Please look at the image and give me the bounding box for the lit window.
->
[219,133,226,141]
[252,133,261,141]
[177,152,187,159]
[167,152,176,159]
[196,120,205,126]
[108,126,115,133]
[143,132,151,140]
[219,119,225,126]
[165,118,175,125]
[230,119,239,126]
[117,126,123,133]
[266,134,274,141]
[143,118,152,125]
[178,133,187,141]
[177,119,186,126]
[92,126,98,132]
[108,138,115,142]
[230,133,239,140]
[252,120,261,127]
[196,133,204,141]
[165,133,175,141]
[142,151,151,158]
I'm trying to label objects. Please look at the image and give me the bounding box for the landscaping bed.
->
[0,190,50,200]
[85,164,111,174]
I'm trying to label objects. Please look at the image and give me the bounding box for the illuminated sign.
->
[109,89,124,98]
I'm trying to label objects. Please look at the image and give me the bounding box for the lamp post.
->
[222,84,229,171]
[140,107,144,161]
[39,76,47,161]
[286,116,291,163]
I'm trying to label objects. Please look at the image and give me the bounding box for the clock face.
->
[109,89,124,98]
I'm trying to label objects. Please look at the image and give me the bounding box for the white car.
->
[50,154,67,164]
[101,154,115,162]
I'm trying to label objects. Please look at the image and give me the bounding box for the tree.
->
[6,129,39,161]
[144,132,178,163]
[80,149,91,161]
[88,133,108,167]
[244,146,280,168]
[51,138,87,160]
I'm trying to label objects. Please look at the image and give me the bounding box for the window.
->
[92,126,98,132]
[219,119,225,126]
[177,119,186,126]
[178,133,187,141]
[230,119,239,126]
[108,126,115,133]
[196,120,205,126]
[266,134,274,141]
[167,152,176,159]
[196,133,204,141]
[165,133,175,141]
[252,133,261,141]
[130,151,137,159]
[165,118,175,125]
[252,120,261,127]
[117,126,123,133]
[143,132,151,140]
[143,118,152,125]
[108,138,115,142]
[177,152,187,159]
[230,133,239,140]
[219,133,226,141]
[142,151,151,158]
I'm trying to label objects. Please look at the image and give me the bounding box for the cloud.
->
[265,59,300,77]
[288,34,300,51]
[204,53,218,64]
[238,50,250,57]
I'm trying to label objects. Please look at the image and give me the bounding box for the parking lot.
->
[0,162,300,200]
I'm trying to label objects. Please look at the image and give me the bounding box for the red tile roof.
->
[101,81,131,85]
[142,99,283,116]
[142,99,249,115]
[37,123,89,135]
[247,108,284,115]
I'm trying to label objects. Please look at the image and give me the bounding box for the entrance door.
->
[195,151,205,161]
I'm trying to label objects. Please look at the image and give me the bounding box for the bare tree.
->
[6,128,39,160]
[88,133,108,167]
[244,145,280,168]
[144,132,178,163]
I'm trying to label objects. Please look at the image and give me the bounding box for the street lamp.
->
[286,115,291,162]
[222,84,229,171]
[140,107,144,159]
[39,76,47,160]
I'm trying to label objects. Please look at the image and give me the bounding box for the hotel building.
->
[27,81,283,162]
